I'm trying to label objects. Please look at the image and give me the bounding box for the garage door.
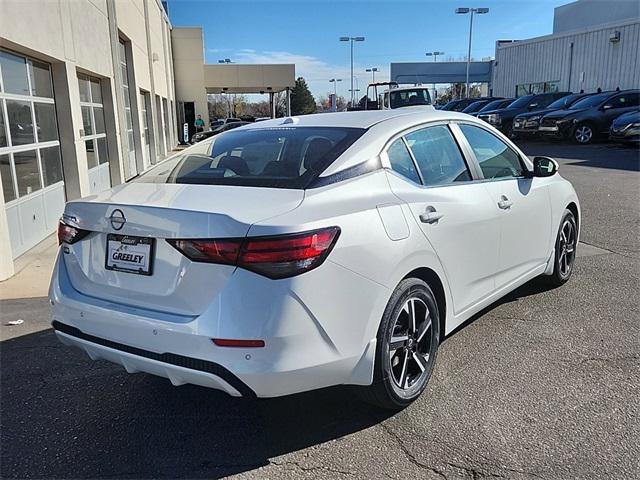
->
[0,49,65,259]
[78,73,111,195]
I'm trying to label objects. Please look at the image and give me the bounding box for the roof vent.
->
[281,117,299,124]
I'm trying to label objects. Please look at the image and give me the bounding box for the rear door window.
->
[404,125,472,186]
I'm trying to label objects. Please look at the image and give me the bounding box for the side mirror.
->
[532,156,558,177]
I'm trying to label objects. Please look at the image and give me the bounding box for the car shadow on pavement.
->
[445,277,557,341]
[517,140,639,172]
[1,324,393,479]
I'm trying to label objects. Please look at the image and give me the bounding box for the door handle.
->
[419,206,444,224]
[497,195,513,210]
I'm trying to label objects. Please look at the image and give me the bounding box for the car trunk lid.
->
[61,183,304,317]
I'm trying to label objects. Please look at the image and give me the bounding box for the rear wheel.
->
[358,278,440,410]
[544,209,577,287]
[572,123,595,144]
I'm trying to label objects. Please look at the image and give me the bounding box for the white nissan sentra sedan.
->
[50,109,579,409]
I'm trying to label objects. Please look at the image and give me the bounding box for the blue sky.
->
[167,0,571,98]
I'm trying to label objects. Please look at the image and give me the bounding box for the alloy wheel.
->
[388,297,433,389]
[558,218,576,277]
[575,125,593,143]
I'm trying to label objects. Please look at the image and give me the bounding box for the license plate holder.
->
[105,234,154,276]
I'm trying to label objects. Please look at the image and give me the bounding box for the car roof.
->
[238,108,464,130]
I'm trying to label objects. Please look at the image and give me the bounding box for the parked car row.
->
[192,119,251,143]
[536,90,639,144]
[441,90,639,145]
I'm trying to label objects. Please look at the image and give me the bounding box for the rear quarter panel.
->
[248,170,453,349]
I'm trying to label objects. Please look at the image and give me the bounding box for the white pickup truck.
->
[364,82,433,110]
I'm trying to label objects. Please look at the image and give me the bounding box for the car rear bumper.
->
[49,251,387,398]
[53,321,249,396]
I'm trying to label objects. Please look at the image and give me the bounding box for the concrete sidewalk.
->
[0,235,57,341]
[0,234,58,301]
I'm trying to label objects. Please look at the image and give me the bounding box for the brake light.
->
[169,239,240,265]
[168,227,340,279]
[57,221,90,245]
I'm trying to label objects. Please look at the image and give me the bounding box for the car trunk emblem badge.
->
[109,209,126,231]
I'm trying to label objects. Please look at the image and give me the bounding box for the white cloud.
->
[232,50,390,100]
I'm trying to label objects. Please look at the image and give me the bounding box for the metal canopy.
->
[390,61,494,85]
[203,63,296,94]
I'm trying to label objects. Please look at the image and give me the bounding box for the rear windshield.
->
[390,89,431,108]
[137,127,366,189]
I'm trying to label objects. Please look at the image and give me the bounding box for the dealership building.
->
[0,0,295,280]
[492,0,639,97]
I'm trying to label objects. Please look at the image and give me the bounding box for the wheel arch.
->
[566,201,579,230]
[403,267,447,340]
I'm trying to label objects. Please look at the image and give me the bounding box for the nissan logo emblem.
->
[109,209,126,231]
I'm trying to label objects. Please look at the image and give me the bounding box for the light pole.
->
[350,76,360,105]
[329,78,342,111]
[366,67,379,83]
[340,36,365,105]
[329,78,342,98]
[455,7,488,98]
[425,52,444,101]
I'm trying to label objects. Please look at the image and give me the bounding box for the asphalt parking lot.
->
[1,141,638,480]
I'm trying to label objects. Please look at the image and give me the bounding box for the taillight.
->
[169,239,240,265]
[57,221,90,245]
[168,227,340,279]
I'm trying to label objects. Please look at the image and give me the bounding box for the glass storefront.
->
[0,49,63,204]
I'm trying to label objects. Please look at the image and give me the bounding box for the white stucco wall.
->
[0,0,177,280]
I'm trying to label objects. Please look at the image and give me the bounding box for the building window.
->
[162,97,170,152]
[118,39,137,176]
[0,49,63,203]
[155,94,165,156]
[169,99,175,146]
[515,81,560,97]
[139,90,152,169]
[78,73,109,169]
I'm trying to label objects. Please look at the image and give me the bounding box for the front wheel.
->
[572,123,595,144]
[544,209,578,287]
[358,278,440,410]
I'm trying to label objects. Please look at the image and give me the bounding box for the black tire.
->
[544,209,578,287]
[357,278,440,410]
[504,123,516,140]
[572,122,596,144]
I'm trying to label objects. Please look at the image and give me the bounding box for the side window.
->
[404,125,471,186]
[609,93,640,109]
[536,95,556,108]
[387,138,421,184]
[459,124,524,179]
